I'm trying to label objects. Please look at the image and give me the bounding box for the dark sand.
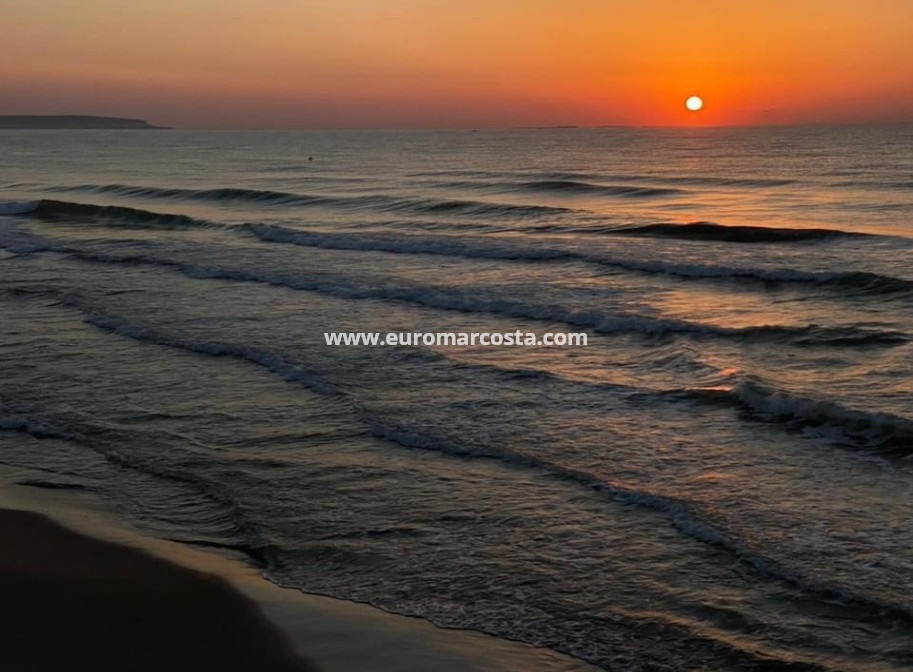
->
[0,509,317,672]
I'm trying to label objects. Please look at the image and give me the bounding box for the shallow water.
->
[1,126,912,671]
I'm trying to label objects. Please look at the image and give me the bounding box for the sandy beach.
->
[0,507,312,672]
[0,474,598,672]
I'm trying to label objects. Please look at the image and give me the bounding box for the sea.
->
[1,125,912,671]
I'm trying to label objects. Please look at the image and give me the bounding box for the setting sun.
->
[685,96,704,112]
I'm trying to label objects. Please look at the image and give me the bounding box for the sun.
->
[685,95,704,112]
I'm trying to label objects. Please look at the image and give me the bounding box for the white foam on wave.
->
[2,228,904,347]
[247,224,913,294]
[15,202,912,295]
[732,379,913,445]
[77,307,338,396]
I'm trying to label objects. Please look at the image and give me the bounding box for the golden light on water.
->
[685,96,704,112]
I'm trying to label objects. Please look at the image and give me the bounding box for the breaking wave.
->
[32,199,221,229]
[5,202,913,299]
[689,379,913,454]
[245,224,913,296]
[610,221,869,243]
[7,237,906,348]
[39,184,573,218]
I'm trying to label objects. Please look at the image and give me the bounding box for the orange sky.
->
[4,0,913,128]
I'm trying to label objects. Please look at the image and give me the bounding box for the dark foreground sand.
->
[0,474,600,672]
[0,509,317,672]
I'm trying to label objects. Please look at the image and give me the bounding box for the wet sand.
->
[0,508,315,672]
[0,477,599,672]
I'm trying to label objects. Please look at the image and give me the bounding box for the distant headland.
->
[0,115,169,130]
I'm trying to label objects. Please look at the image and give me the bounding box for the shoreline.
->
[0,507,312,672]
[0,474,598,672]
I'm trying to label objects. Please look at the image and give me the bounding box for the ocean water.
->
[1,126,912,671]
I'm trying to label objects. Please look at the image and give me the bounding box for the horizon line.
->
[9,122,912,132]
[4,112,913,132]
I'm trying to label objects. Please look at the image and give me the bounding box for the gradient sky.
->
[4,0,912,128]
